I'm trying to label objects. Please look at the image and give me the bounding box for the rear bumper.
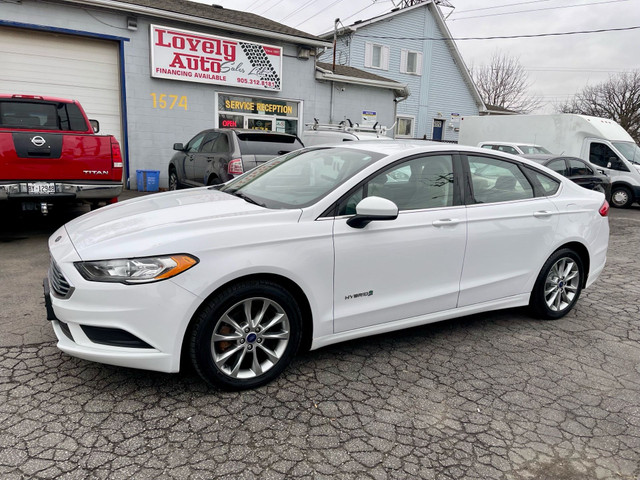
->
[0,181,122,201]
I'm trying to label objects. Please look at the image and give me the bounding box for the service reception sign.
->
[150,25,283,91]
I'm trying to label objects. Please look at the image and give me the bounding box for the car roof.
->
[522,154,584,164]
[480,141,544,147]
[201,128,299,138]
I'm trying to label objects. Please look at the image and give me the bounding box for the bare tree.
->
[471,51,542,114]
[557,70,640,143]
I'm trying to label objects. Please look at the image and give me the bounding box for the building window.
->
[365,42,389,70]
[401,50,422,75]
[395,116,415,138]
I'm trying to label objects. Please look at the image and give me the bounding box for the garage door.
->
[0,27,122,144]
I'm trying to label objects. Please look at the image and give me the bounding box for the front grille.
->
[48,259,74,299]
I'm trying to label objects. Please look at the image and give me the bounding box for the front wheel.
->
[189,280,302,390]
[610,185,633,208]
[529,248,584,320]
[168,169,180,191]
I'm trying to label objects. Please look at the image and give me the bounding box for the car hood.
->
[63,188,302,259]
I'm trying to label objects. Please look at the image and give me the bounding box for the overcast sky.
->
[194,0,640,113]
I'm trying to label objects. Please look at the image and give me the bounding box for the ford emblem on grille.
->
[31,136,46,147]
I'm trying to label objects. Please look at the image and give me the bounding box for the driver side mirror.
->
[89,119,99,133]
[173,143,185,151]
[347,196,398,229]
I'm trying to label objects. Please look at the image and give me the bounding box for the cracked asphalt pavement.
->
[1,195,639,479]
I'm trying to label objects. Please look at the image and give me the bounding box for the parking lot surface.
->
[1,194,639,479]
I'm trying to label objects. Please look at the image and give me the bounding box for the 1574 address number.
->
[150,93,188,110]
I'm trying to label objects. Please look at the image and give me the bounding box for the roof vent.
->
[391,7,400,12]
[354,20,363,24]
[211,3,223,8]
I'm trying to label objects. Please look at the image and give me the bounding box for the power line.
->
[294,0,345,28]
[449,0,553,16]
[448,0,631,22]
[355,24,640,41]
[278,0,316,23]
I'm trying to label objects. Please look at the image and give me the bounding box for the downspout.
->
[330,81,335,124]
[392,88,410,139]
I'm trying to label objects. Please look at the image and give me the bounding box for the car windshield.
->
[220,147,383,209]
[518,145,551,154]
[612,141,640,165]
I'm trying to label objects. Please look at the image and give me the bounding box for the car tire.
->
[189,280,302,390]
[610,185,633,208]
[169,169,180,191]
[529,248,584,320]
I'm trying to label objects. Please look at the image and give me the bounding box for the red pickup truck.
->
[0,94,123,214]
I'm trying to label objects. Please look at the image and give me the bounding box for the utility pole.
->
[332,18,339,73]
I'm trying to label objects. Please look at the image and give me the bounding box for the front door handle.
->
[432,218,461,227]
[533,210,553,218]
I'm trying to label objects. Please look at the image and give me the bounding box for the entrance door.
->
[246,117,273,131]
[432,119,444,141]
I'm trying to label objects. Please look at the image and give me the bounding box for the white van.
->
[459,114,640,207]
[302,122,391,147]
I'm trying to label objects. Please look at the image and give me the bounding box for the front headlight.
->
[75,254,199,284]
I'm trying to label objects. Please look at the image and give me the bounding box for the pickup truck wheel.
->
[169,170,180,191]
[189,280,302,390]
[529,248,583,320]
[610,185,633,208]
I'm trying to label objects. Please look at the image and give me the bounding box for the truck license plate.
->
[28,182,56,195]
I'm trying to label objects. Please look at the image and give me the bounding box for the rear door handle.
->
[533,210,553,218]
[432,218,461,227]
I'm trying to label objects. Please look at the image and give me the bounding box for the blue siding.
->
[330,4,480,141]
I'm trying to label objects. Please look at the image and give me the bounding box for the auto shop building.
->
[1,0,406,189]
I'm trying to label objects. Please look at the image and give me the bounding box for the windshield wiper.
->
[231,191,266,207]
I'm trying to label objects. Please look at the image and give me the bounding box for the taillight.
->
[110,138,123,168]
[599,200,609,217]
[228,158,243,175]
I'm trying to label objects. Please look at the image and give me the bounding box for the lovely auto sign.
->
[150,25,283,91]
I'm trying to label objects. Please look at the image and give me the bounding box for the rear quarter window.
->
[236,133,304,156]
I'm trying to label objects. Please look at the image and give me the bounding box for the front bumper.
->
[46,231,202,373]
[0,181,122,201]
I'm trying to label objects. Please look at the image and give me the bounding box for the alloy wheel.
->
[211,297,290,379]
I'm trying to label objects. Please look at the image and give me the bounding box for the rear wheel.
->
[529,248,584,320]
[189,280,302,390]
[610,185,633,208]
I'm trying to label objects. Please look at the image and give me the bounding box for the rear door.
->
[458,153,560,307]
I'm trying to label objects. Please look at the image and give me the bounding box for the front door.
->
[332,154,467,333]
[432,119,444,141]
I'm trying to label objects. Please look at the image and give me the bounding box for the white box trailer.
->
[459,114,640,207]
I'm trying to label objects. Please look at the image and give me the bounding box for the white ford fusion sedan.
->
[45,142,609,390]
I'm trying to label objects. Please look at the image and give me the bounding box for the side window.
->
[467,155,534,203]
[337,155,454,214]
[480,145,494,150]
[523,166,560,196]
[568,158,593,176]
[546,159,568,176]
[590,142,628,171]
[212,133,230,153]
[186,133,206,153]
[496,145,519,155]
[199,132,219,153]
